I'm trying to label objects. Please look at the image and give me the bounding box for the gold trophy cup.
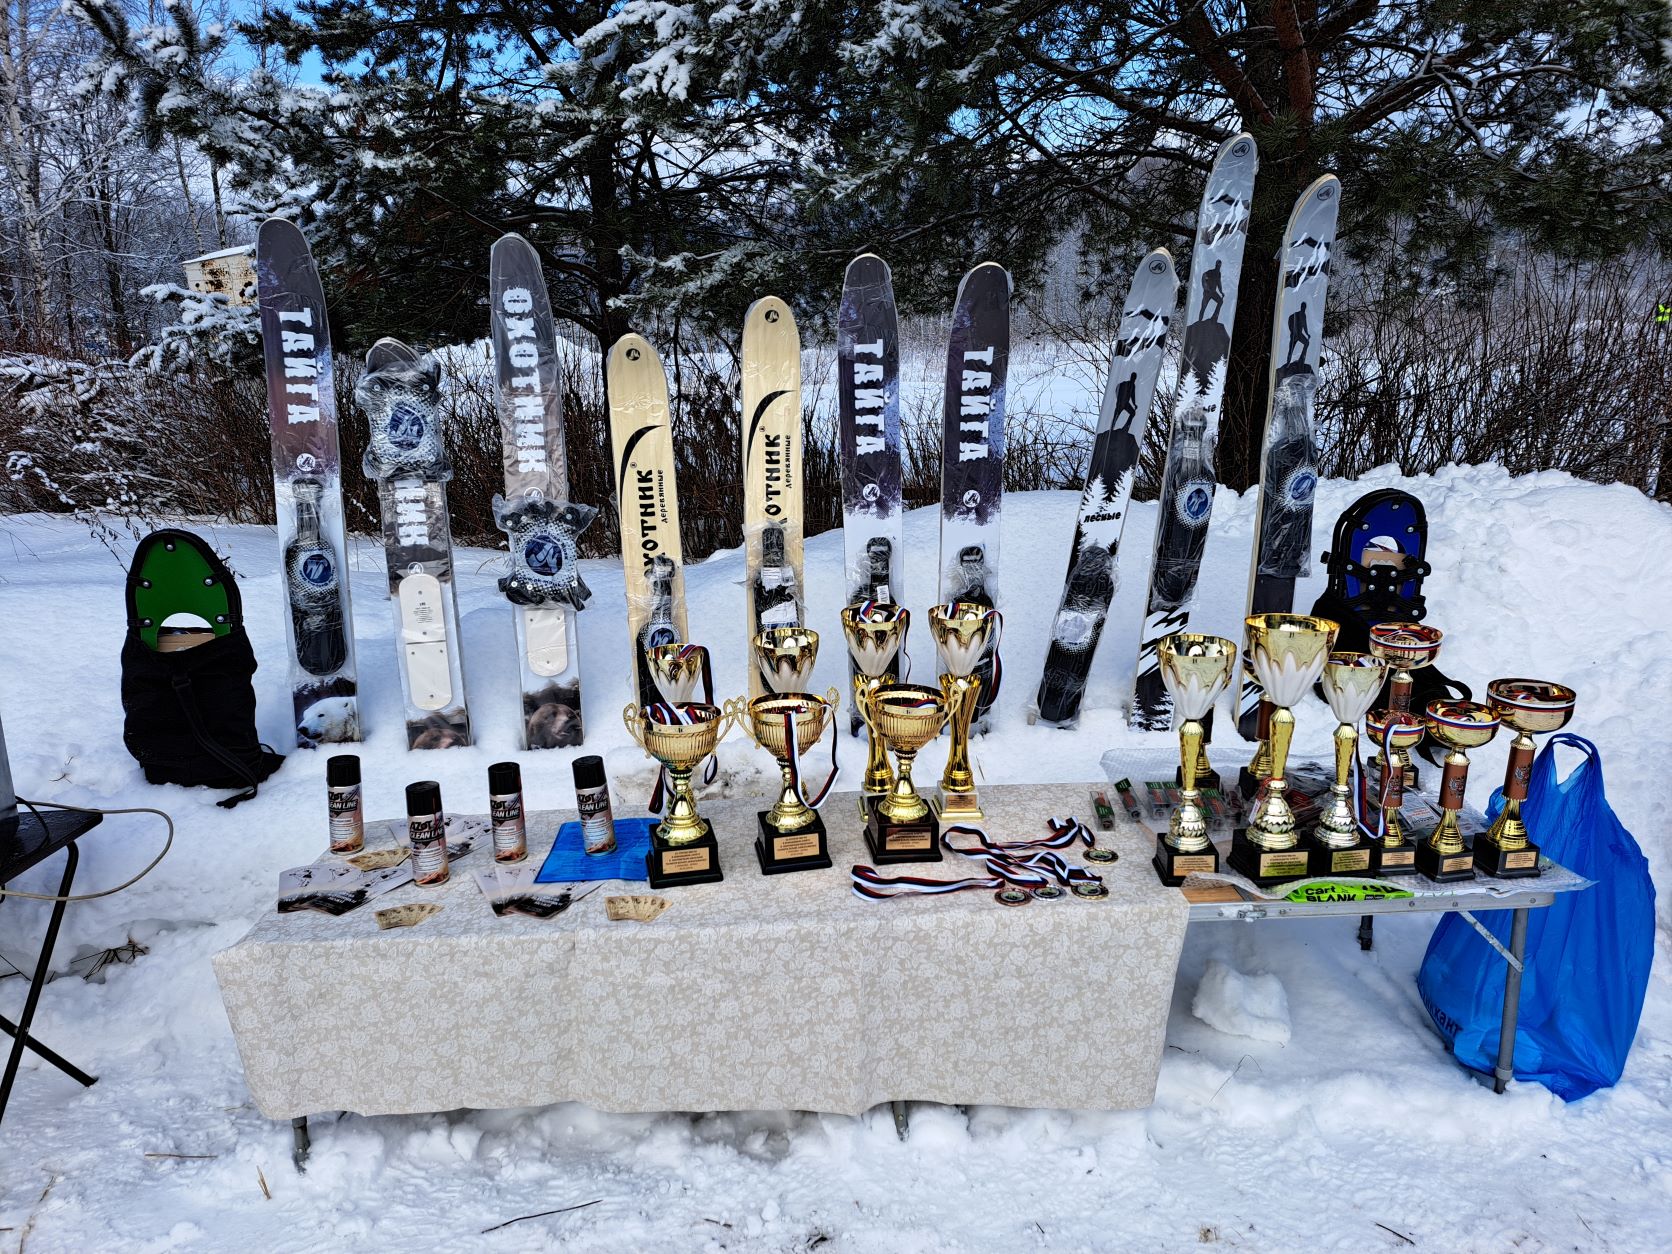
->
[929,602,1002,821]
[863,684,951,864]
[1230,613,1338,885]
[1419,699,1498,882]
[731,687,842,875]
[1477,679,1575,878]
[646,642,708,705]
[1363,706,1426,873]
[623,700,735,888]
[754,626,819,695]
[1154,633,1237,885]
[840,603,910,801]
[1308,651,1390,875]
[1368,621,1443,788]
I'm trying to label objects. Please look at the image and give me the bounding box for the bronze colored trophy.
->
[1308,651,1390,876]
[1229,613,1338,885]
[623,700,736,888]
[863,684,951,864]
[731,686,842,875]
[928,602,1002,821]
[1419,699,1499,882]
[646,641,708,704]
[1362,707,1425,874]
[1368,621,1443,788]
[1477,678,1575,878]
[754,626,819,695]
[840,603,910,800]
[1153,633,1236,885]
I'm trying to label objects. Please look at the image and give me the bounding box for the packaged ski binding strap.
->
[1418,735,1654,1099]
[121,529,283,807]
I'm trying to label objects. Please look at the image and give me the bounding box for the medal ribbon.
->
[851,818,1105,901]
[779,700,841,810]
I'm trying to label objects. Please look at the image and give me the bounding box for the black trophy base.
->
[863,798,941,865]
[1417,841,1477,883]
[646,827,725,889]
[1473,836,1543,879]
[1174,765,1223,793]
[1237,765,1263,800]
[1302,830,1376,877]
[755,811,833,876]
[1228,828,1313,886]
[1373,843,1420,877]
[1152,833,1220,887]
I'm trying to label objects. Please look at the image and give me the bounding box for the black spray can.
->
[489,761,528,863]
[406,780,450,886]
[574,755,616,854]
[327,754,364,854]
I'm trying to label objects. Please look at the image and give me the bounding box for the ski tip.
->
[845,253,892,283]
[490,231,537,259]
[607,332,662,374]
[256,217,304,249]
[1139,247,1177,280]
[1216,132,1258,168]
[745,295,797,334]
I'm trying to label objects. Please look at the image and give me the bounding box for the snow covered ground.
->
[0,464,1668,1252]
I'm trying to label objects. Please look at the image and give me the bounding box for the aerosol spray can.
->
[574,755,616,855]
[488,761,528,863]
[406,780,450,887]
[327,754,364,854]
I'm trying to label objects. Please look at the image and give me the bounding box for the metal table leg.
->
[292,1115,311,1171]
[890,1101,909,1140]
[1492,907,1529,1094]
[1,845,94,1126]
[1357,915,1374,951]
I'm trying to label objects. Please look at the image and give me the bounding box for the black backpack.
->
[120,530,282,807]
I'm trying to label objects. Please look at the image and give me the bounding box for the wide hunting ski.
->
[742,296,806,698]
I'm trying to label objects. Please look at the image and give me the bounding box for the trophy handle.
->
[622,703,644,749]
[722,695,758,747]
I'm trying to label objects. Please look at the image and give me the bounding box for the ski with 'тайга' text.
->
[742,296,806,697]
[255,218,360,749]
[1032,248,1178,728]
[356,338,473,749]
[1129,134,1260,732]
[489,233,596,749]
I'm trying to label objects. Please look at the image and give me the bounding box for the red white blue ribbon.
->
[779,699,841,810]
[851,817,1106,901]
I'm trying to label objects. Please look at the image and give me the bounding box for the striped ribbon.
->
[851,817,1106,902]
[779,700,841,810]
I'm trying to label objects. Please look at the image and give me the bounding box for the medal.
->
[1030,884,1066,901]
[1084,847,1118,863]
[1072,881,1110,900]
[994,888,1031,907]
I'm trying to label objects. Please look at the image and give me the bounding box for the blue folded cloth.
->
[534,817,656,884]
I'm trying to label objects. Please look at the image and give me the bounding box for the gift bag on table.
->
[1416,734,1654,1099]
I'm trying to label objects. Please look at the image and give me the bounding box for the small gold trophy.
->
[731,687,841,876]
[1154,633,1236,885]
[1419,699,1499,882]
[1308,651,1390,875]
[646,642,708,704]
[840,602,910,799]
[754,626,819,695]
[1368,621,1442,788]
[1362,707,1426,874]
[1477,678,1575,878]
[928,601,1002,821]
[1229,613,1338,885]
[862,684,950,864]
[623,700,736,888]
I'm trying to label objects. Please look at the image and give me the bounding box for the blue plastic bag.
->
[1416,734,1655,1099]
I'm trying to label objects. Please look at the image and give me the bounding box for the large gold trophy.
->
[731,687,842,876]
[862,684,951,864]
[1229,613,1338,885]
[1419,699,1498,882]
[1368,621,1443,788]
[623,699,735,888]
[1307,651,1389,875]
[929,602,1002,821]
[1153,633,1236,885]
[1363,707,1425,873]
[840,603,910,801]
[1476,678,1575,878]
[754,627,819,695]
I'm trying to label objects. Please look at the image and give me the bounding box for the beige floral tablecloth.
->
[213,782,1189,1119]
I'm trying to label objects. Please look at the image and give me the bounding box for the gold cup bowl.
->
[754,627,820,695]
[928,602,1002,820]
[866,684,950,825]
[623,700,734,848]
[645,642,708,705]
[840,602,910,795]
[734,688,841,834]
[1157,634,1236,860]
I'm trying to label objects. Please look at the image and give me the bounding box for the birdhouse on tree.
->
[182,245,257,306]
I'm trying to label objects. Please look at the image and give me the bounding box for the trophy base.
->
[1373,844,1420,876]
[1176,765,1223,793]
[1228,828,1312,886]
[646,829,724,889]
[1473,837,1543,879]
[754,812,833,876]
[1152,834,1219,886]
[863,798,941,865]
[1417,842,1476,883]
[933,787,985,823]
[1302,830,1375,877]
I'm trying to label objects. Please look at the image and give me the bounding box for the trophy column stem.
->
[661,766,704,846]
[1485,734,1535,850]
[857,677,894,794]
[881,749,927,823]
[1248,705,1298,849]
[1428,751,1469,854]
[1179,719,1203,795]
[1389,669,1413,714]
[1249,699,1274,779]
[1315,721,1361,843]
[938,675,979,795]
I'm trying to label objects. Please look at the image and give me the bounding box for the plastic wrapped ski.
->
[1130,135,1260,731]
[255,219,360,748]
[837,255,904,734]
[742,296,806,697]
[1032,249,1178,728]
[607,335,689,707]
[938,262,1011,734]
[1236,175,1342,741]
[356,339,472,748]
[489,234,595,749]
